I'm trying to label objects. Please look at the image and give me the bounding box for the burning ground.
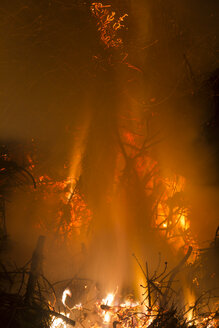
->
[0,0,218,327]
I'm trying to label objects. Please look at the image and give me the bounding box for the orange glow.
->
[35,173,92,240]
[153,173,198,261]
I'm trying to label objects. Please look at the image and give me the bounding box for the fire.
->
[184,287,196,322]
[91,2,128,49]
[48,286,218,328]
[119,116,198,259]
[98,292,156,327]
[34,173,92,240]
[101,292,116,323]
[103,312,111,323]
[102,292,115,306]
[62,288,72,307]
[120,299,139,308]
[50,313,70,328]
[153,174,198,261]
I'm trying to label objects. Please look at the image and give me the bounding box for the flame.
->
[102,292,115,306]
[103,311,111,323]
[98,291,156,327]
[101,292,116,323]
[120,299,139,307]
[49,286,218,328]
[50,289,72,328]
[62,288,72,307]
[152,173,198,261]
[50,313,70,328]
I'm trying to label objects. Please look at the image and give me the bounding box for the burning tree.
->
[0,1,218,327]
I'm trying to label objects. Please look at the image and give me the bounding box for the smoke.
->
[0,0,218,288]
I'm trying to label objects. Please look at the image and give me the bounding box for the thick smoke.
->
[0,0,218,287]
